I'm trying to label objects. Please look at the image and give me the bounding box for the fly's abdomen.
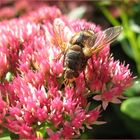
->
[65,49,85,71]
[64,45,87,79]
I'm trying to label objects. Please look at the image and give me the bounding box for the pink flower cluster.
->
[0,6,133,139]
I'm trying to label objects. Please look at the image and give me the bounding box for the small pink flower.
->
[0,7,16,20]
[62,124,74,139]
[85,106,101,124]
[0,48,9,79]
[23,6,61,23]
[47,128,60,140]
[51,97,63,112]
[50,111,63,127]
[71,109,86,129]
[0,98,7,124]
[19,124,35,139]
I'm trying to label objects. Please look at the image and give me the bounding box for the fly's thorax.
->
[70,30,94,45]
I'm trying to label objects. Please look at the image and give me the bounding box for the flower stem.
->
[100,6,140,75]
[120,9,140,74]
[100,6,120,26]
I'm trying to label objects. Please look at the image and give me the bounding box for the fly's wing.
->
[53,19,72,52]
[91,26,123,53]
[83,26,123,57]
[81,30,97,48]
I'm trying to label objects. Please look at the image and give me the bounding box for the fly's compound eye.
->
[70,33,84,48]
[75,34,83,44]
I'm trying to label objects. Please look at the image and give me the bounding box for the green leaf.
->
[0,128,11,139]
[137,35,140,50]
[130,20,140,34]
[121,97,140,120]
[0,136,11,140]
[121,39,134,59]
[95,0,112,6]
[124,79,140,97]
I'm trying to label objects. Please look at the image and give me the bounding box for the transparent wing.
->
[53,19,72,52]
[91,26,123,53]
[82,26,123,57]
[102,26,123,45]
[81,30,97,48]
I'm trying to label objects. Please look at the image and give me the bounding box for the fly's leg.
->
[83,71,90,91]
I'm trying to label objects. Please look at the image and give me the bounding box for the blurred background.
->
[0,0,140,139]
